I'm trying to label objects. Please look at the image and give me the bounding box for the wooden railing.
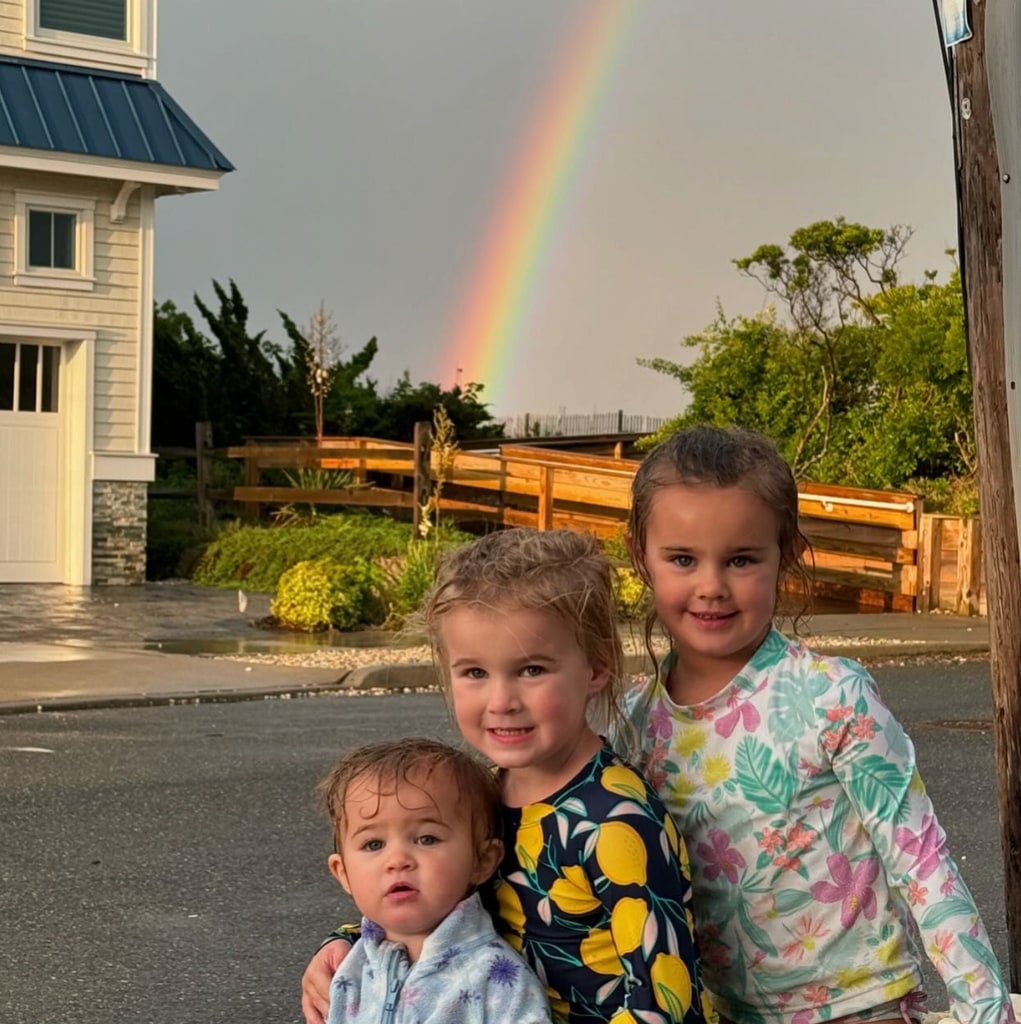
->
[225,431,931,612]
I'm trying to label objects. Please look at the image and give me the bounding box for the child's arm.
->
[826,664,1016,1024]
[301,932,355,1024]
[577,771,709,1024]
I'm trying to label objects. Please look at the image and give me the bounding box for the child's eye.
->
[461,667,487,680]
[730,555,754,568]
[361,839,384,852]
[671,554,694,568]
[521,664,546,678]
[417,834,440,846]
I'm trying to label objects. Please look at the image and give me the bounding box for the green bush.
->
[612,566,650,620]
[146,499,215,580]
[193,513,424,592]
[381,540,444,626]
[271,557,386,631]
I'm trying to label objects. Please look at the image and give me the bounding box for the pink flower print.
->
[940,871,958,897]
[927,930,953,966]
[690,704,715,721]
[907,880,928,906]
[820,726,846,753]
[715,693,761,738]
[782,916,830,963]
[758,826,785,854]
[810,853,879,928]
[826,704,853,722]
[697,923,733,970]
[805,984,831,1007]
[696,828,746,884]
[808,794,833,810]
[799,758,824,779]
[850,713,878,741]
[894,814,944,880]
[773,853,802,873]
[647,701,673,741]
[785,822,818,854]
[644,744,669,793]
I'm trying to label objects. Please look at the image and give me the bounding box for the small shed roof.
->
[0,56,233,172]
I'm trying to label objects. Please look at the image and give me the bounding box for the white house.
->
[0,0,231,584]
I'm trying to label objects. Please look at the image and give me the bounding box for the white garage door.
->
[0,341,64,582]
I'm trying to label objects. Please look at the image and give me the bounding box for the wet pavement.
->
[0,582,992,714]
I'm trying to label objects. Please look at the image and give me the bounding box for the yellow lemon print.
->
[663,813,681,857]
[650,952,692,1017]
[545,986,570,1024]
[548,864,602,916]
[515,802,554,872]
[609,1010,640,1024]
[495,878,525,935]
[595,821,648,886]
[600,765,648,803]
[609,896,648,955]
[579,927,621,976]
[701,988,719,1024]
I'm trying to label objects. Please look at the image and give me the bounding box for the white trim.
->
[0,324,98,343]
[111,181,141,223]
[92,452,155,482]
[136,185,155,453]
[0,146,225,192]
[13,191,95,292]
[23,0,155,77]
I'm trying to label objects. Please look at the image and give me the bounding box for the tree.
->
[640,220,974,494]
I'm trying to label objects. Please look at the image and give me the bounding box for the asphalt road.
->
[0,660,1009,1024]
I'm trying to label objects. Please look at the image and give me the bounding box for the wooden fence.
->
[223,431,951,613]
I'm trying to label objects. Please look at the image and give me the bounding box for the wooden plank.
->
[500,444,639,473]
[537,466,555,531]
[956,517,983,617]
[916,514,942,613]
[232,486,414,508]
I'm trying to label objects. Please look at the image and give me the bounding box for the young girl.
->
[303,528,710,1024]
[622,424,1015,1024]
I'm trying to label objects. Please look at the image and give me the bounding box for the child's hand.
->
[301,938,351,1024]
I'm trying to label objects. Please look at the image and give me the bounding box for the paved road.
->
[0,662,1008,1024]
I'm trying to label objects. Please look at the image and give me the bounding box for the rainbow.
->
[441,1,643,406]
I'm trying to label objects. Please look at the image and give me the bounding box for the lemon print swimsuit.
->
[492,744,711,1024]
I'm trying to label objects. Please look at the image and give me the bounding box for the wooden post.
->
[956,517,983,616]
[194,421,214,532]
[412,421,432,539]
[951,3,1021,986]
[242,440,260,522]
[916,514,943,614]
[537,465,554,531]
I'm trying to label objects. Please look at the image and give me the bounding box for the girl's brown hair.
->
[421,528,626,739]
[626,425,813,672]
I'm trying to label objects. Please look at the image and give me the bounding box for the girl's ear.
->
[328,852,351,894]
[588,663,611,697]
[472,837,504,885]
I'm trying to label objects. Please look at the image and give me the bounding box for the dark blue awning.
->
[0,56,233,172]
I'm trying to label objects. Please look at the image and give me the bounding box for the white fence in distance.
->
[500,410,667,438]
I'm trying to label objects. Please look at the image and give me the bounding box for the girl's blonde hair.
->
[627,425,813,672]
[422,528,625,738]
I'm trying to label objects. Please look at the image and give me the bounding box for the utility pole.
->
[945,0,1021,989]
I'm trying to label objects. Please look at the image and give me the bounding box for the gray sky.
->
[154,1,957,421]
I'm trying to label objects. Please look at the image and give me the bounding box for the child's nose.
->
[385,843,414,870]
[487,677,521,713]
[695,563,727,598]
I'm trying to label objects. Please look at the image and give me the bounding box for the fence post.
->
[412,421,433,539]
[537,465,554,530]
[916,514,943,613]
[195,421,214,531]
[243,440,260,522]
[956,517,983,616]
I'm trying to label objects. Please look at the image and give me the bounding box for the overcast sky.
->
[153,1,958,421]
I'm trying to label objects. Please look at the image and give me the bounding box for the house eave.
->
[0,145,225,193]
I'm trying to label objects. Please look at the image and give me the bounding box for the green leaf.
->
[735,737,796,813]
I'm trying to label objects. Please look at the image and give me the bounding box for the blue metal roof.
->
[0,56,233,172]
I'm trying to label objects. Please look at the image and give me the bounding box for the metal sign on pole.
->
[937,0,1021,990]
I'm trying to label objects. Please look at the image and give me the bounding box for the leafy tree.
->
[641,219,973,493]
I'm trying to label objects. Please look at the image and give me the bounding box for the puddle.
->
[146,629,427,657]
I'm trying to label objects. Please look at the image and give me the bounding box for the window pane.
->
[18,345,39,413]
[0,344,14,411]
[41,346,61,413]
[39,0,126,40]
[28,210,52,268]
[52,213,76,269]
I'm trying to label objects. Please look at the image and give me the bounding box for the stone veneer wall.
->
[92,481,147,585]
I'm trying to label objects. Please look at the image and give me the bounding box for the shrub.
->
[193,513,423,592]
[270,557,385,631]
[612,566,650,620]
[381,540,444,626]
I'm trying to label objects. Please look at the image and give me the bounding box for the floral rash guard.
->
[489,743,711,1024]
[620,628,1015,1024]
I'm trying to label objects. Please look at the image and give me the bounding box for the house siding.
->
[0,168,143,454]
[0,1,21,51]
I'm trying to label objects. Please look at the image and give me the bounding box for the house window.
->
[14,193,95,292]
[28,211,76,270]
[39,0,126,41]
[0,343,61,413]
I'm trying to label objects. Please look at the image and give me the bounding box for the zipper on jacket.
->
[379,947,404,1024]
